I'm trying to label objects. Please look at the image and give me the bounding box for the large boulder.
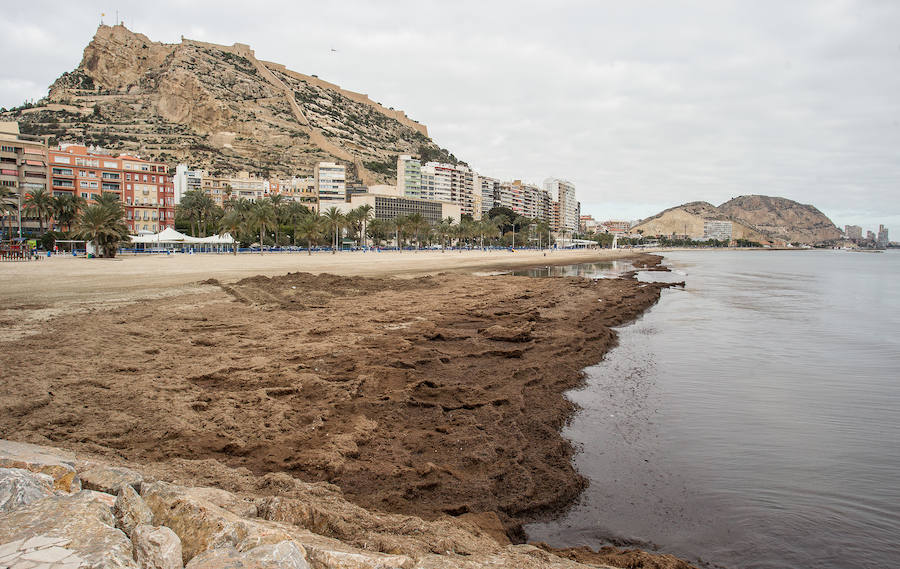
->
[131,524,183,569]
[0,490,138,568]
[288,529,414,569]
[80,465,144,494]
[0,440,80,492]
[114,485,153,538]
[0,535,84,568]
[140,482,296,564]
[184,542,308,569]
[0,467,56,513]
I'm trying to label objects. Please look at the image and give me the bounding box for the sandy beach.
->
[0,248,693,568]
[0,248,636,306]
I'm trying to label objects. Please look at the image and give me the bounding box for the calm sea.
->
[522,250,900,569]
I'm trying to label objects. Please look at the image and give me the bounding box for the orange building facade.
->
[49,145,175,233]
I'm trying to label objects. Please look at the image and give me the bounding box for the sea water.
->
[524,249,900,569]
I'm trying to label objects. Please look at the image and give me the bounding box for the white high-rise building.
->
[479,176,501,216]
[315,162,346,206]
[421,162,453,203]
[544,178,577,232]
[173,163,204,205]
[397,155,421,199]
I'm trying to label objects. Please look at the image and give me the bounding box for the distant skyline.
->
[2,1,898,238]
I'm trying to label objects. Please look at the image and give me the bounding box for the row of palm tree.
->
[0,186,90,240]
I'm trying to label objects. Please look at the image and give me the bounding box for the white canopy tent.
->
[129,228,235,252]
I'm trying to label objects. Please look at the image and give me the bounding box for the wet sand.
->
[0,249,691,567]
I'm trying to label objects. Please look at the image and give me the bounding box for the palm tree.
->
[367,218,385,247]
[249,200,277,253]
[295,213,323,255]
[437,217,455,252]
[345,208,362,247]
[269,194,287,245]
[24,187,55,234]
[94,192,126,222]
[0,187,18,242]
[393,215,407,251]
[321,207,345,253]
[458,218,476,249]
[535,220,550,249]
[406,213,428,250]
[176,189,200,236]
[284,201,309,245]
[196,193,217,237]
[218,209,246,255]
[480,216,501,249]
[53,194,86,234]
[76,202,130,258]
[357,204,374,248]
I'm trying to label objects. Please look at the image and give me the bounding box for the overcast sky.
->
[2,1,899,236]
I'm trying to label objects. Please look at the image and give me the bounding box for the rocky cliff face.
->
[6,25,456,184]
[633,195,840,245]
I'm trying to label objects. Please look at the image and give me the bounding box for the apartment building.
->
[49,144,174,233]
[0,122,48,236]
[544,178,577,233]
[877,224,889,247]
[270,175,317,206]
[397,155,422,199]
[338,193,460,225]
[173,164,203,204]
[479,175,501,216]
[315,162,346,206]
[450,165,480,219]
[420,162,453,203]
[844,225,862,240]
[703,220,733,241]
[602,220,631,233]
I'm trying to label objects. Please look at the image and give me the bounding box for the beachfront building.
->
[173,164,203,204]
[580,215,605,234]
[510,180,550,221]
[49,144,174,234]
[544,178,577,233]
[420,162,453,203]
[269,175,317,206]
[0,122,48,236]
[602,220,632,233]
[198,171,267,207]
[877,225,889,247]
[703,220,733,241]
[451,165,480,219]
[315,162,346,207]
[336,192,460,225]
[844,225,863,240]
[397,155,422,199]
[479,175,501,216]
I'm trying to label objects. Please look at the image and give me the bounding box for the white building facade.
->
[544,178,577,233]
[315,162,347,206]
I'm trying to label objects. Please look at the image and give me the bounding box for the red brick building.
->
[48,145,174,233]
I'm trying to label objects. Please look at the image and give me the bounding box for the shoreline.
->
[0,250,695,568]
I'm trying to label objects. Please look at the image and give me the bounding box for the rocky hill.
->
[632,195,840,245]
[717,195,842,244]
[3,25,460,184]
